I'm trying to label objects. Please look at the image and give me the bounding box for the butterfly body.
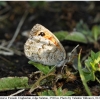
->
[24,24,66,67]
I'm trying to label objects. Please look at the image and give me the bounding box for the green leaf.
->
[56,87,74,96]
[28,61,55,74]
[54,31,68,41]
[83,71,95,82]
[56,87,62,96]
[39,88,74,96]
[92,25,100,41]
[0,77,29,91]
[85,50,100,78]
[76,20,90,33]
[90,51,97,60]
[39,90,55,96]
[54,31,88,43]
[76,21,100,43]
[65,32,87,43]
[86,36,94,43]
[64,91,75,96]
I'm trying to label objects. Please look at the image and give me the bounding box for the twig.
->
[61,44,79,72]
[9,89,25,96]
[0,45,14,55]
[29,73,55,93]
[7,11,28,48]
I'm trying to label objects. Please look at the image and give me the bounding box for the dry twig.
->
[7,11,28,48]
[0,45,14,55]
[9,89,25,96]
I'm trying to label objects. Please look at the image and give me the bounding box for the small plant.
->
[84,51,100,83]
[38,87,74,96]
[78,50,92,96]
[28,61,55,75]
[76,20,100,42]
[78,50,100,95]
[54,20,100,45]
[28,61,75,96]
[76,20,100,49]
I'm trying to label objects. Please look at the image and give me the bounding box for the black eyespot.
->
[38,32,45,36]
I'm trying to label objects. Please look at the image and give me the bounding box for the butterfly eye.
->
[38,32,45,36]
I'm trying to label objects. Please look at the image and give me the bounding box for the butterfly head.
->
[30,24,60,48]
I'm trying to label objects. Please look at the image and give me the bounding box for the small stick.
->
[7,11,28,48]
[0,45,14,55]
[9,89,25,96]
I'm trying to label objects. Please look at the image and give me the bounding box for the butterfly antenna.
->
[71,44,79,54]
[61,44,79,73]
[68,44,79,62]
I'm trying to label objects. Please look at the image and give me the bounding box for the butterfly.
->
[24,24,67,67]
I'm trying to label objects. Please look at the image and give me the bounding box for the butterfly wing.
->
[24,24,66,67]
